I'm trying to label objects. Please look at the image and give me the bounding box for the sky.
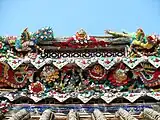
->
[0,0,160,36]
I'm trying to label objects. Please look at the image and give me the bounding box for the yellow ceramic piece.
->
[132,40,153,49]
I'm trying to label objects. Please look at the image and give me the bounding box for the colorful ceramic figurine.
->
[13,28,32,51]
[15,28,45,52]
[131,28,156,49]
[106,28,159,57]
[129,30,158,57]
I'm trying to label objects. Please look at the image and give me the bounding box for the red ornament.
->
[29,81,45,94]
[99,85,104,89]
[53,30,109,49]
[105,60,110,64]
[37,60,41,64]
[108,63,129,87]
[88,65,106,81]
[129,59,133,63]
[84,79,89,85]
[12,60,17,64]
[155,58,159,62]
[82,60,86,64]
[0,42,3,49]
[130,94,134,97]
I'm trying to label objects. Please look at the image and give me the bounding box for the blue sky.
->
[0,0,160,36]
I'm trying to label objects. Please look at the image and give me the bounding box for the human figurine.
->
[15,28,44,53]
[106,28,160,57]
[70,69,81,87]
[63,68,81,88]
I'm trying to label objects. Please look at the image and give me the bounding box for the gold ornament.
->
[114,69,127,82]
[76,29,87,40]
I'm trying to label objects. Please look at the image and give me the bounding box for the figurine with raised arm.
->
[106,28,159,57]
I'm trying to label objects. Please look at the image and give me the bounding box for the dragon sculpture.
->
[0,64,34,88]
[106,28,160,87]
[0,27,54,89]
[105,28,160,57]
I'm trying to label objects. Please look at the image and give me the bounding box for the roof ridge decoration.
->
[106,28,160,57]
[0,27,54,54]
[53,29,109,48]
[1,27,160,105]
[32,26,54,41]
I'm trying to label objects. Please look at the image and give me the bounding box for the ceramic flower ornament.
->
[29,81,45,94]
